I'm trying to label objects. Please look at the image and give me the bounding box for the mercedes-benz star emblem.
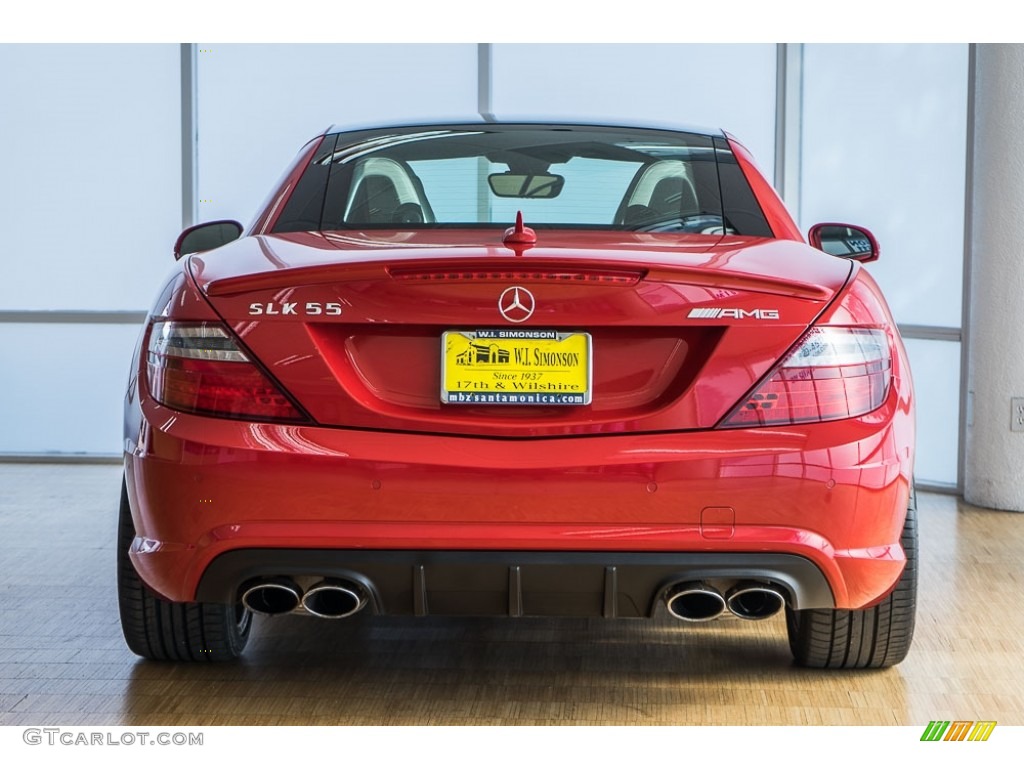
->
[498,286,535,323]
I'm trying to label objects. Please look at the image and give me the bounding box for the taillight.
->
[721,327,891,427]
[146,321,306,422]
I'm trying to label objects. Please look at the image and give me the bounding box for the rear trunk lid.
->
[189,230,851,436]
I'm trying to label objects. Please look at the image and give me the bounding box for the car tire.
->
[786,488,917,669]
[117,479,251,661]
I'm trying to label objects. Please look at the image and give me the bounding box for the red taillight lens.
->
[722,327,891,427]
[146,321,306,422]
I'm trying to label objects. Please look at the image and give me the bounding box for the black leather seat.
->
[346,174,402,224]
[648,177,699,219]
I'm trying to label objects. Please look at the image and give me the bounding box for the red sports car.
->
[118,121,916,668]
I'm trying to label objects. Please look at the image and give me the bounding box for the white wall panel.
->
[801,44,968,329]
[195,44,479,225]
[492,44,778,181]
[0,45,182,311]
[0,42,973,488]
[903,338,961,487]
[0,323,143,455]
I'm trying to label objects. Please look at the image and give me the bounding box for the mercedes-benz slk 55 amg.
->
[118,122,915,668]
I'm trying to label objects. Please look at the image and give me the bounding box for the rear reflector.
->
[146,321,305,422]
[721,327,891,427]
[389,268,643,285]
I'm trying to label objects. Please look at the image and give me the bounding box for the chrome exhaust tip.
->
[301,580,367,619]
[725,583,786,620]
[665,582,727,622]
[241,577,302,615]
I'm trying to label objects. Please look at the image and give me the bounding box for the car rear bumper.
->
[124,390,913,611]
[195,548,834,616]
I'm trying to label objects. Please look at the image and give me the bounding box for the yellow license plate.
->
[441,329,592,406]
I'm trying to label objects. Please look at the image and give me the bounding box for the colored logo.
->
[455,341,511,366]
[920,721,996,742]
[498,286,535,323]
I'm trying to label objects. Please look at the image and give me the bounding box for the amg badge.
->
[688,307,780,320]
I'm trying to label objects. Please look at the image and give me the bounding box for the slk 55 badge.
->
[248,302,343,316]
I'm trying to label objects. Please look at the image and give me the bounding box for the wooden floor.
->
[1,463,1022,726]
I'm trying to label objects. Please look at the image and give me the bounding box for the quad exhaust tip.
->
[725,583,786,621]
[301,580,368,619]
[241,577,302,616]
[665,582,727,622]
[665,581,787,622]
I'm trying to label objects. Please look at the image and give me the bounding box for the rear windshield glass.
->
[273,124,772,237]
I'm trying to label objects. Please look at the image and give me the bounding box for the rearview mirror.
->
[808,223,879,263]
[488,173,565,199]
[173,220,243,260]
